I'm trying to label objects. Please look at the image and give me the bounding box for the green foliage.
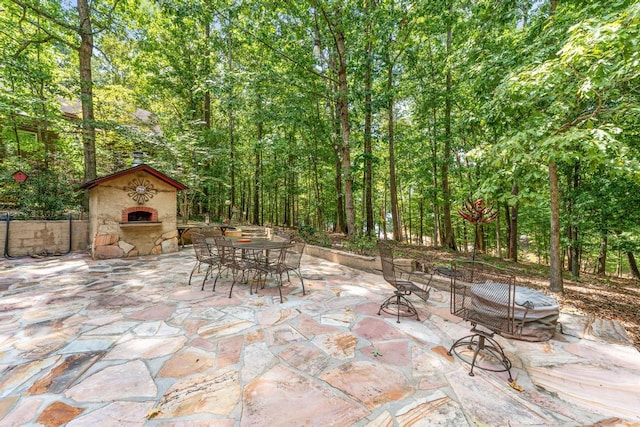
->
[14,171,81,219]
[297,224,331,248]
[2,0,640,278]
[343,235,378,257]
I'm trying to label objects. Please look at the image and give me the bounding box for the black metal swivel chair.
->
[447,260,519,382]
[377,242,432,323]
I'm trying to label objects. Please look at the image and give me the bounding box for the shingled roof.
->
[80,164,187,190]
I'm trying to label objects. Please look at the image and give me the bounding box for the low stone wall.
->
[304,244,450,290]
[305,244,381,274]
[1,219,90,257]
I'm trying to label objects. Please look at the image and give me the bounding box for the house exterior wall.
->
[88,170,179,259]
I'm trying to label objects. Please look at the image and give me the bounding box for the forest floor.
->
[320,233,640,351]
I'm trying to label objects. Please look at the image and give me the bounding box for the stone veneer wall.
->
[92,229,179,259]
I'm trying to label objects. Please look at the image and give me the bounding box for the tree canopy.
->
[2,0,639,285]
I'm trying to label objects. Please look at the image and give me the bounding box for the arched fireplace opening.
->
[121,206,159,224]
[128,210,152,222]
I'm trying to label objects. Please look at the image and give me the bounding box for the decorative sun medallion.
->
[126,177,158,204]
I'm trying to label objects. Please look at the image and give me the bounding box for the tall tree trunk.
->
[504,205,512,258]
[78,0,96,210]
[382,187,387,238]
[313,101,324,230]
[546,0,564,292]
[204,22,211,128]
[549,160,564,293]
[597,235,607,275]
[419,197,424,244]
[363,3,374,237]
[331,89,345,233]
[335,24,355,238]
[364,40,374,237]
[509,185,519,262]
[253,115,262,225]
[627,252,640,279]
[441,3,456,250]
[387,63,402,242]
[568,161,580,276]
[431,106,440,247]
[495,204,502,258]
[227,32,235,217]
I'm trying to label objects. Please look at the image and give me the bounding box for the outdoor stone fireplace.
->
[81,162,187,259]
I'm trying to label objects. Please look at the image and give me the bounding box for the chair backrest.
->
[450,260,516,336]
[377,242,399,285]
[201,228,222,238]
[274,228,295,243]
[191,233,211,261]
[211,236,234,262]
[283,242,305,268]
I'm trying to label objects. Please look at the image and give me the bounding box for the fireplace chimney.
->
[132,151,144,166]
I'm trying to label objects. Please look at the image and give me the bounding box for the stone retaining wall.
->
[304,244,450,290]
[304,244,380,273]
[1,219,89,257]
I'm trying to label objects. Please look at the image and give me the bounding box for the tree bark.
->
[495,204,502,259]
[504,205,511,258]
[363,1,374,237]
[432,106,440,247]
[313,101,324,230]
[441,4,456,250]
[204,22,211,128]
[627,252,640,279]
[597,235,607,275]
[509,185,519,262]
[387,63,402,242]
[549,161,564,292]
[335,25,355,238]
[253,113,262,225]
[228,38,236,219]
[568,161,580,276]
[332,89,345,233]
[78,0,96,210]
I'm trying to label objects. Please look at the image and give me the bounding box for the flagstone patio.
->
[1,248,639,426]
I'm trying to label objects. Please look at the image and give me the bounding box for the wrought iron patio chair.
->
[281,242,305,289]
[263,242,306,303]
[249,244,286,299]
[189,232,220,290]
[213,236,254,298]
[377,242,432,323]
[447,260,518,381]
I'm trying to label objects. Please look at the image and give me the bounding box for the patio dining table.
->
[204,236,289,252]
[205,236,290,277]
[231,239,290,271]
[232,239,289,251]
[231,239,293,299]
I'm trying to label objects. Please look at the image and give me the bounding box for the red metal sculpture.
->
[458,198,498,259]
